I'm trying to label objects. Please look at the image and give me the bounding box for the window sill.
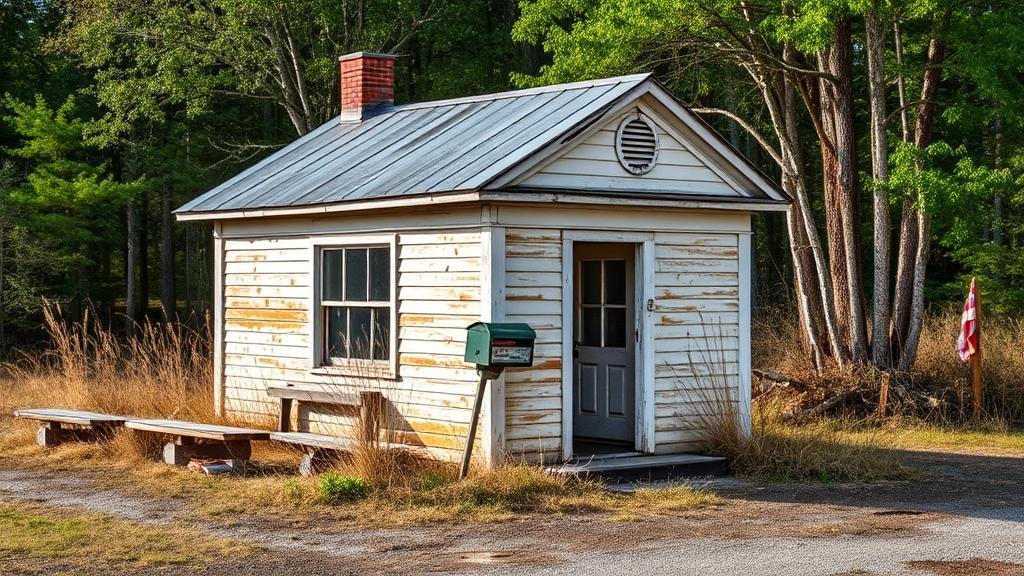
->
[309,363,397,381]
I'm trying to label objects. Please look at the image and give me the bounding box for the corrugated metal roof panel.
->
[176,74,651,214]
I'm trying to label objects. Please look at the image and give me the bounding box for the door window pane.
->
[581,308,602,346]
[604,260,626,305]
[345,248,368,301]
[604,307,627,348]
[348,306,372,359]
[369,248,390,301]
[322,250,344,301]
[581,260,601,305]
[372,308,390,360]
[325,307,347,358]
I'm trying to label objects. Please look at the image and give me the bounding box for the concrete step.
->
[547,453,728,483]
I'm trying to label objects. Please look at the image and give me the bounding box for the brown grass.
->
[677,319,915,483]
[0,306,720,528]
[753,308,1024,424]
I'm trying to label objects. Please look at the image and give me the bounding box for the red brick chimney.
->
[339,52,395,122]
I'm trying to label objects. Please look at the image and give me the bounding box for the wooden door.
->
[572,243,636,444]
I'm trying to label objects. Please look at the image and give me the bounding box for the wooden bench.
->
[270,432,428,476]
[270,431,358,476]
[266,384,384,442]
[13,409,127,447]
[125,419,270,466]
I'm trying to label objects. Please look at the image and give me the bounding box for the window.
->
[316,241,395,370]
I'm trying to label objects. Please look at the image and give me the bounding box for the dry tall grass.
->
[753,308,1024,424]
[0,304,221,459]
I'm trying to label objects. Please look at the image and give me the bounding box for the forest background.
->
[2,0,1022,399]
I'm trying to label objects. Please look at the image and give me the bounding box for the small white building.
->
[176,52,789,465]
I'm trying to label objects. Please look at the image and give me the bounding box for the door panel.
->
[572,243,636,445]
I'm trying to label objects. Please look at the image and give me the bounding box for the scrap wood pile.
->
[752,369,953,422]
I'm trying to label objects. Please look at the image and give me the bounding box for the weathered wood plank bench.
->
[124,419,270,466]
[270,431,357,476]
[266,384,384,442]
[13,409,127,447]
[270,432,429,476]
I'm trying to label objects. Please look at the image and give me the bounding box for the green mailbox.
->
[464,322,536,369]
[459,322,536,479]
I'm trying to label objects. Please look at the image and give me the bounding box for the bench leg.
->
[163,439,253,466]
[36,424,111,447]
[278,398,293,432]
[298,448,339,477]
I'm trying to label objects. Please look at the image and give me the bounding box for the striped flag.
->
[956,278,979,363]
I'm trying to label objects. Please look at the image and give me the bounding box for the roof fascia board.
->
[175,192,483,222]
[175,187,788,223]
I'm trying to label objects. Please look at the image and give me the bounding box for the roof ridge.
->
[386,73,651,112]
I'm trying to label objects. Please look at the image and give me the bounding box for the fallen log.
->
[781,390,858,423]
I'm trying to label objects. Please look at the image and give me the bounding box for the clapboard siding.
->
[499,226,744,462]
[503,227,564,463]
[219,224,483,460]
[520,112,739,196]
[652,231,741,455]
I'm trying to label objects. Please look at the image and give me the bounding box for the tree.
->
[2,94,145,325]
[512,0,1023,374]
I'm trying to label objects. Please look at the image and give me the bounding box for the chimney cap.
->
[338,52,397,62]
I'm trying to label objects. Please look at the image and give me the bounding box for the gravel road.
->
[1,447,1022,576]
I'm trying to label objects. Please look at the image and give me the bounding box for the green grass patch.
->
[0,502,255,568]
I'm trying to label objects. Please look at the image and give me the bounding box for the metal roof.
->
[176,74,653,215]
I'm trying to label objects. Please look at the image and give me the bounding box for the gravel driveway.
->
[1,448,1022,576]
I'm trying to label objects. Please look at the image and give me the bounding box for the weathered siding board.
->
[652,230,741,455]
[520,114,739,197]
[219,225,484,460]
[503,227,564,463]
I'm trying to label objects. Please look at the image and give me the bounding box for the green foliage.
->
[0,94,145,327]
[318,472,370,504]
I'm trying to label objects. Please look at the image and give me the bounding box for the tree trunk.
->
[125,200,138,338]
[160,184,176,322]
[898,13,952,371]
[139,192,150,323]
[815,18,867,364]
[865,7,892,368]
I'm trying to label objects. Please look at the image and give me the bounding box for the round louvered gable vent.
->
[615,114,660,175]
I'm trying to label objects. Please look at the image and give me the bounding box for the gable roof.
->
[176,74,789,219]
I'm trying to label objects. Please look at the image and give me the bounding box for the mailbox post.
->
[460,322,536,478]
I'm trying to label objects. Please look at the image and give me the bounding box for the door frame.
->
[561,231,656,460]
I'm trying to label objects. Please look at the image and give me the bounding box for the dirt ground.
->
[1,446,1022,576]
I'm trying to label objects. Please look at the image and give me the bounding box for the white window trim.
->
[309,234,399,379]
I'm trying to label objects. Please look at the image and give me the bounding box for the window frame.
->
[309,234,398,379]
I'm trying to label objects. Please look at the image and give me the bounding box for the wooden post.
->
[460,372,490,480]
[972,289,984,420]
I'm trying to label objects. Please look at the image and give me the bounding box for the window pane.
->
[581,260,601,305]
[372,307,390,361]
[605,307,627,348]
[581,307,602,346]
[345,248,368,301]
[325,307,347,358]
[369,247,390,301]
[322,250,344,301]
[604,260,626,305]
[348,306,372,359]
